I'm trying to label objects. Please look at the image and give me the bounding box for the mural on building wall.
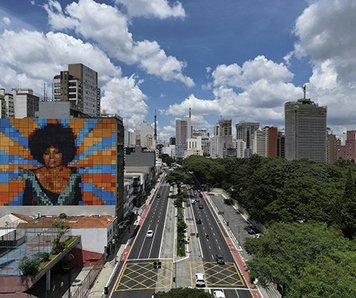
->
[0,118,117,206]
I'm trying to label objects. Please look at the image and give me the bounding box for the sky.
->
[0,0,356,142]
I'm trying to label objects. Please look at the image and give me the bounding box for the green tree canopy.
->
[265,177,339,225]
[165,168,193,193]
[244,222,354,297]
[182,155,224,186]
[160,153,175,166]
[288,252,356,298]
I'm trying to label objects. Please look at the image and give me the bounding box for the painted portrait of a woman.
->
[21,123,82,206]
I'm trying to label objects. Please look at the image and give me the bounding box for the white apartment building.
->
[253,128,269,157]
[184,136,203,158]
[12,88,39,118]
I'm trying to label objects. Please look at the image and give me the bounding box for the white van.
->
[195,273,205,287]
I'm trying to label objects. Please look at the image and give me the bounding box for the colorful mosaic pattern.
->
[0,118,117,206]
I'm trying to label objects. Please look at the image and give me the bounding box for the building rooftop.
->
[16,214,116,229]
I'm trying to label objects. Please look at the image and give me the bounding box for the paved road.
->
[85,183,280,298]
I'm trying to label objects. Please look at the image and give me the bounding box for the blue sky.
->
[1,0,356,142]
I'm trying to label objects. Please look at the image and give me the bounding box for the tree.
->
[153,287,213,298]
[265,177,339,225]
[335,168,356,238]
[183,155,224,187]
[18,252,48,275]
[177,220,187,235]
[18,255,41,275]
[244,222,353,297]
[288,252,356,298]
[165,168,193,193]
[159,153,175,166]
[52,215,71,254]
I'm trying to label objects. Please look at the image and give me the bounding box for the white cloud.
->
[115,0,185,19]
[166,94,220,116]
[134,40,194,86]
[44,0,194,86]
[290,0,356,132]
[167,56,300,125]
[0,27,148,127]
[212,56,293,89]
[158,124,175,141]
[293,0,356,84]
[0,29,121,86]
[101,75,148,128]
[3,17,10,26]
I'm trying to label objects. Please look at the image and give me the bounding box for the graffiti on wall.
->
[0,118,117,206]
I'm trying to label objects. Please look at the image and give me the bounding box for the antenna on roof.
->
[303,84,307,99]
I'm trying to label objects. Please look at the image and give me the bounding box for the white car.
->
[146,230,154,238]
[195,273,205,287]
[213,290,226,298]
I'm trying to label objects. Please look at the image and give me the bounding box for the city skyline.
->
[0,0,355,141]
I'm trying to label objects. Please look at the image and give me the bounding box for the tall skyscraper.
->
[53,63,101,117]
[236,121,259,157]
[210,118,233,158]
[253,126,278,157]
[215,118,232,137]
[176,115,192,146]
[285,98,327,163]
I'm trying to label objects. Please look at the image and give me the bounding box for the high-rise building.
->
[210,118,233,158]
[276,131,285,158]
[236,121,259,157]
[253,126,278,158]
[336,131,356,162]
[285,98,327,162]
[215,118,232,137]
[53,63,100,117]
[140,121,154,148]
[12,88,39,118]
[327,129,341,164]
[176,116,192,146]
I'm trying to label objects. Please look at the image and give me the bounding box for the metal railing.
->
[71,254,105,298]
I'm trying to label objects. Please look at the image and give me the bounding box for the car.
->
[213,290,226,298]
[246,227,255,234]
[199,204,204,209]
[195,273,205,287]
[196,218,202,224]
[195,197,200,202]
[146,230,154,238]
[215,254,225,264]
[254,233,262,238]
[178,214,183,221]
[191,199,195,205]
[156,193,160,198]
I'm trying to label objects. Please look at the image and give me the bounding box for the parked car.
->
[199,204,204,209]
[178,214,183,221]
[191,199,195,205]
[146,230,154,238]
[196,218,202,224]
[215,254,225,264]
[156,193,160,198]
[246,227,255,234]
